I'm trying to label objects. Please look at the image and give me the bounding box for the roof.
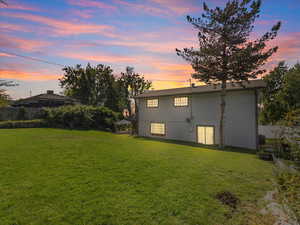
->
[136,79,266,98]
[12,91,77,107]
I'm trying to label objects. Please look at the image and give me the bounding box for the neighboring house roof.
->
[136,79,266,98]
[12,90,78,107]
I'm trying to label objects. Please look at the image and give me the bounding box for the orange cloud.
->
[0,52,14,57]
[68,0,117,11]
[0,69,60,81]
[3,12,116,37]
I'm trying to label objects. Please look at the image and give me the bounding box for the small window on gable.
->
[147,99,158,108]
[150,123,165,136]
[174,96,188,107]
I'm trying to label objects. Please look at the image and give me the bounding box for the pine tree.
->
[176,0,281,148]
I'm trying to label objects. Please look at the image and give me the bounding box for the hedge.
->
[0,119,46,129]
[42,105,121,131]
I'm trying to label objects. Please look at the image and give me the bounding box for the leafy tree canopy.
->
[260,62,300,124]
[0,80,18,107]
[60,64,151,114]
[118,67,152,116]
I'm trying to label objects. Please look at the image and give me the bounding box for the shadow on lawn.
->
[134,136,256,155]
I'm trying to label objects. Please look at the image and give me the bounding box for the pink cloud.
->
[3,12,116,37]
[149,0,200,15]
[0,22,31,32]
[70,9,95,19]
[114,0,170,17]
[0,34,51,52]
[0,1,39,11]
[60,51,137,63]
[68,0,117,11]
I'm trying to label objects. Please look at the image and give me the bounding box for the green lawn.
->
[0,129,274,225]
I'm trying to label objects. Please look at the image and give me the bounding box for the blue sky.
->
[1,0,300,99]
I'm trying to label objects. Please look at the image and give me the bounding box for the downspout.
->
[190,82,194,141]
[255,89,259,150]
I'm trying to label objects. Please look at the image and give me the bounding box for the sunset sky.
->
[1,0,300,99]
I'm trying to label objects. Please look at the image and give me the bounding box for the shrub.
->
[42,105,121,131]
[0,119,46,129]
[115,121,132,133]
[16,107,27,120]
[276,172,300,221]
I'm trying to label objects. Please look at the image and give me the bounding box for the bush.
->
[0,119,46,129]
[16,107,27,120]
[115,122,132,133]
[276,172,300,221]
[42,105,121,131]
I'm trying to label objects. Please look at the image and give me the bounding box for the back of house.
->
[136,80,265,150]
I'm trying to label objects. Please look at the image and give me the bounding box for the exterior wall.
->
[138,89,258,150]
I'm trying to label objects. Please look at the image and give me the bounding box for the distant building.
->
[12,90,78,108]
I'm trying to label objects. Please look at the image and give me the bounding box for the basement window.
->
[147,99,158,108]
[174,97,188,107]
[150,123,165,136]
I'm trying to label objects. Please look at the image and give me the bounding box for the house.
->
[135,80,266,150]
[12,90,78,108]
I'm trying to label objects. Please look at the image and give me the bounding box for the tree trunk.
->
[219,80,227,149]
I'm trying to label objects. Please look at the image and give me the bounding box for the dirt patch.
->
[216,191,240,209]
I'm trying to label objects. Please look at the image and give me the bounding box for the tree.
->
[118,67,152,133]
[260,61,288,124]
[0,80,17,107]
[176,0,281,148]
[60,64,121,111]
[261,62,300,124]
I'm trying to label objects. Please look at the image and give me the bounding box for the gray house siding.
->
[138,89,258,150]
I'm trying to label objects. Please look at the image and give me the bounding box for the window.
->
[197,126,214,145]
[150,123,165,135]
[147,99,158,108]
[174,97,188,107]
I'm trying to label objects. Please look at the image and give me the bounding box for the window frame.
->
[150,122,166,136]
[174,96,189,107]
[146,98,159,108]
[196,125,215,145]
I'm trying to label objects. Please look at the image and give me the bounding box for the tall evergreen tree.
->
[176,0,281,148]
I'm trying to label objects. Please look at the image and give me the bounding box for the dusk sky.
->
[1,0,300,99]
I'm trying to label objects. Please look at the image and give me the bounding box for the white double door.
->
[197,126,215,145]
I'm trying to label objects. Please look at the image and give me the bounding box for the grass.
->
[0,128,275,225]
